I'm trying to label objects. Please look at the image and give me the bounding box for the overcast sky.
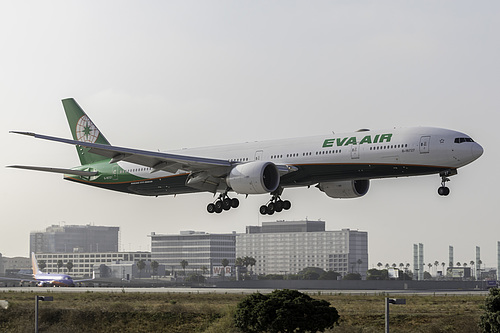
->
[1,1,498,272]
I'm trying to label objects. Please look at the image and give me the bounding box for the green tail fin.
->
[62,98,111,165]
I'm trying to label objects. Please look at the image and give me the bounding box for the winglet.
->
[9,131,36,136]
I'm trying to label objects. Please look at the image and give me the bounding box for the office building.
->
[0,254,31,275]
[237,220,368,278]
[150,231,236,277]
[35,251,151,278]
[30,224,119,254]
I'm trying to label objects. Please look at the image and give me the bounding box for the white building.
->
[35,252,151,278]
[236,220,368,278]
[150,231,236,277]
[0,254,31,275]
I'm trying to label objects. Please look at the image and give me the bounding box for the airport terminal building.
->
[237,220,368,278]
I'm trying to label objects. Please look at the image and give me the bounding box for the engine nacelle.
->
[317,179,370,198]
[226,161,280,194]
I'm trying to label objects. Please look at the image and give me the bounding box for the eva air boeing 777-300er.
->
[9,98,483,215]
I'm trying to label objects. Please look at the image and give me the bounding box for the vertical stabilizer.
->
[31,252,40,276]
[62,98,111,165]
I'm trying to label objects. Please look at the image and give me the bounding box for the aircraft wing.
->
[10,131,233,175]
[7,165,99,176]
[0,276,35,283]
[73,271,96,283]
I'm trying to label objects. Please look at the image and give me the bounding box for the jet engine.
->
[227,161,280,194]
[317,179,370,198]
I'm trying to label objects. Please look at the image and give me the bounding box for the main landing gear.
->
[260,191,291,215]
[207,193,239,214]
[438,170,454,196]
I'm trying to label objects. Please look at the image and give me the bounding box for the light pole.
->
[35,295,53,333]
[385,298,406,333]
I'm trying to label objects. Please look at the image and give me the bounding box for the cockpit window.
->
[454,137,474,144]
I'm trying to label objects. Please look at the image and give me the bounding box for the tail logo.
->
[76,115,100,143]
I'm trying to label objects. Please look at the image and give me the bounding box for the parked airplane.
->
[0,252,95,287]
[9,99,483,215]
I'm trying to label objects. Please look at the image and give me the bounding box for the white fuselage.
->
[121,127,482,183]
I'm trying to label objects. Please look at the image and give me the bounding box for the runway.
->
[0,286,490,296]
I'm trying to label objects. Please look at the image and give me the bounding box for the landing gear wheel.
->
[207,203,215,213]
[206,193,240,214]
[231,198,240,208]
[274,200,283,212]
[438,173,451,197]
[223,198,232,210]
[259,188,291,215]
[267,203,275,215]
[283,200,291,210]
[438,186,450,196]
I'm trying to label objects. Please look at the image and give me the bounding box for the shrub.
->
[234,289,339,333]
[479,288,500,332]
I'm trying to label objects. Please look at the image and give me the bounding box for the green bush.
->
[234,289,339,333]
[479,288,500,332]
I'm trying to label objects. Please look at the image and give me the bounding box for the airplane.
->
[0,252,95,287]
[8,98,483,215]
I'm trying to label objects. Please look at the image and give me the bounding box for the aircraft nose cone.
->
[472,143,484,160]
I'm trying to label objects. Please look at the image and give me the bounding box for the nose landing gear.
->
[438,178,450,196]
[438,170,455,196]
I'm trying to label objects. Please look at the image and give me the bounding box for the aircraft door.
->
[351,144,359,159]
[419,136,430,154]
[255,150,263,161]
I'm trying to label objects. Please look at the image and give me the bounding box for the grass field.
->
[0,290,486,332]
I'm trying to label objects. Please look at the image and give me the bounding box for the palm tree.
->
[434,261,439,274]
[377,262,383,270]
[57,260,64,273]
[357,259,363,273]
[235,257,243,267]
[385,263,390,269]
[180,260,188,276]
[428,263,433,277]
[248,257,256,274]
[221,259,229,280]
[441,262,446,273]
[66,261,74,274]
[456,262,461,267]
[399,263,404,271]
[151,261,159,277]
[470,261,475,279]
[136,260,146,278]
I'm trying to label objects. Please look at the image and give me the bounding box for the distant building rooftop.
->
[246,220,325,234]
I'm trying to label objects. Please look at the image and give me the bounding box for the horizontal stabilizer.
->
[7,165,98,176]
